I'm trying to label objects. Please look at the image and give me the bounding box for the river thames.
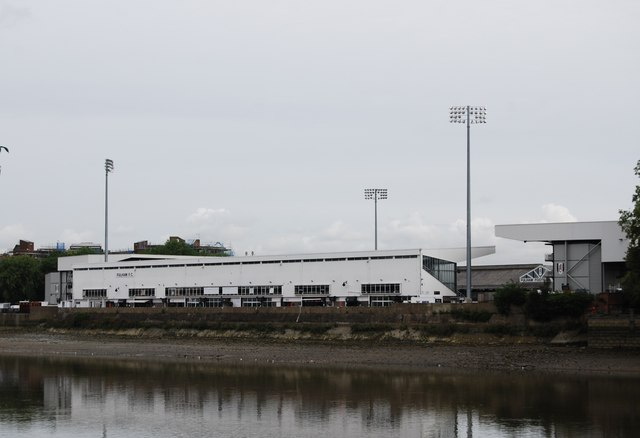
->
[0,355,639,437]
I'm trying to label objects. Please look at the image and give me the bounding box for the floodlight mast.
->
[364,188,387,250]
[449,106,486,302]
[104,159,114,262]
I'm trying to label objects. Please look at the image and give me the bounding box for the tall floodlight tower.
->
[104,159,114,262]
[449,106,486,302]
[364,188,388,250]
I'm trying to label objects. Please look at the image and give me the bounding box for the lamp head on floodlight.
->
[449,106,487,124]
[105,159,114,173]
[364,188,388,200]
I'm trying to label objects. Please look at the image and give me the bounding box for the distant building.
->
[8,240,64,258]
[68,242,103,253]
[12,239,34,254]
[496,221,627,294]
[133,236,231,256]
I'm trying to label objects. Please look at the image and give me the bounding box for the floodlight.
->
[104,158,115,262]
[449,105,487,302]
[364,188,388,250]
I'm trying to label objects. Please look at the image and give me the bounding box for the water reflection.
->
[0,355,639,437]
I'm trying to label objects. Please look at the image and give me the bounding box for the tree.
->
[619,160,640,309]
[143,239,199,256]
[0,256,43,303]
[493,282,527,315]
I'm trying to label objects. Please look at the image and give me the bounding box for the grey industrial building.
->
[495,221,627,294]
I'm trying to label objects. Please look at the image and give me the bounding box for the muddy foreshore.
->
[0,328,639,376]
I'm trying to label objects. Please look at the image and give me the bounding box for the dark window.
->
[129,288,155,297]
[238,285,283,295]
[294,285,330,295]
[361,283,400,294]
[166,287,204,297]
[82,289,106,298]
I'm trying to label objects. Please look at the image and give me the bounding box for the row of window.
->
[370,296,402,307]
[76,254,419,271]
[294,285,330,295]
[84,283,401,298]
[82,289,107,298]
[361,283,400,294]
[129,288,155,297]
[238,286,283,295]
[166,287,204,297]
[241,298,279,307]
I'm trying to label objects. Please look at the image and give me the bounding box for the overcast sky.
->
[0,0,638,264]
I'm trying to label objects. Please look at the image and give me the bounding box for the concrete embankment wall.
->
[0,313,28,327]
[588,315,640,349]
[0,307,58,327]
[58,303,499,325]
[1,303,500,326]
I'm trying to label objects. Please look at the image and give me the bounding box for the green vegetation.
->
[0,256,43,302]
[526,292,593,321]
[0,247,98,303]
[619,159,640,309]
[493,280,592,321]
[449,308,493,322]
[142,239,201,256]
[141,239,230,257]
[350,323,394,333]
[34,311,580,341]
[493,282,527,315]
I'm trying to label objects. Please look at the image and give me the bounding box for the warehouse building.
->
[495,221,627,294]
[50,247,495,307]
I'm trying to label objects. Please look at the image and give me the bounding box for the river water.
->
[0,355,638,438]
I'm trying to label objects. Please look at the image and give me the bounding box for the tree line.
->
[0,253,60,303]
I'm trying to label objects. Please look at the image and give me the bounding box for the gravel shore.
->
[1,329,639,375]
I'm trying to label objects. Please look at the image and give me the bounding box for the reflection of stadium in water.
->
[1,356,639,437]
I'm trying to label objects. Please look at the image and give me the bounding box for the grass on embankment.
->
[24,311,586,345]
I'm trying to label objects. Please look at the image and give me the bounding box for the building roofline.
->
[497,220,617,227]
[495,221,626,263]
[66,246,496,269]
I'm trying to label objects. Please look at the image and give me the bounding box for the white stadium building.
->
[47,247,495,307]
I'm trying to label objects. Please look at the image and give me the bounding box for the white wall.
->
[72,255,425,301]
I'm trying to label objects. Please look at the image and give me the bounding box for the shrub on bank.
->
[493,279,594,321]
[449,308,493,322]
[493,282,527,315]
[524,292,593,321]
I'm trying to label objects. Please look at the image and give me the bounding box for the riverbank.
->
[1,328,639,376]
